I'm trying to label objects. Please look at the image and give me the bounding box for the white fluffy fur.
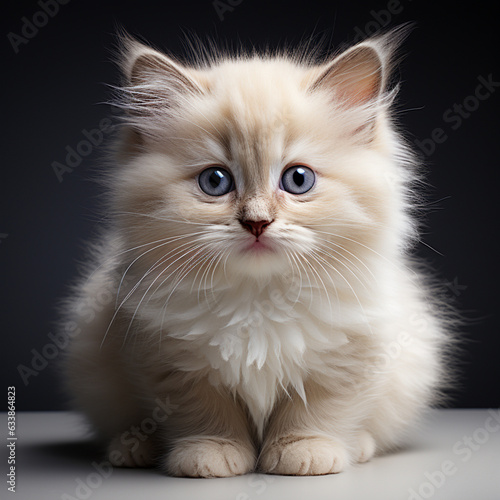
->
[61,29,450,477]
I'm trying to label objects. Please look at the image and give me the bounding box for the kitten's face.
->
[114,40,402,283]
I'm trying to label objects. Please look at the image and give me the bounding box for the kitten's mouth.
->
[245,237,273,254]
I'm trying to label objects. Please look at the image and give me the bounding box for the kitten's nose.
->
[240,219,273,238]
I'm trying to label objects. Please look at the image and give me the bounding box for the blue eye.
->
[281,165,315,194]
[198,167,234,196]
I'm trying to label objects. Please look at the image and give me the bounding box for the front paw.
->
[165,437,255,478]
[259,435,348,476]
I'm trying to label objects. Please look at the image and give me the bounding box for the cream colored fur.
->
[61,30,451,477]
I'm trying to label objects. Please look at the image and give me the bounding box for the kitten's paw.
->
[165,437,255,478]
[107,434,155,468]
[354,431,376,463]
[259,435,348,476]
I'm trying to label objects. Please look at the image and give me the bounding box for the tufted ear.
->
[307,27,411,140]
[310,41,386,106]
[117,34,205,117]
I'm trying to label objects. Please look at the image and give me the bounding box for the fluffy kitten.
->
[61,29,450,477]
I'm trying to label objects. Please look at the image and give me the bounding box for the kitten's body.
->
[62,30,449,476]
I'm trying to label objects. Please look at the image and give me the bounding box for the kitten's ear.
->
[309,24,413,107]
[117,34,205,117]
[310,40,386,106]
[308,27,411,139]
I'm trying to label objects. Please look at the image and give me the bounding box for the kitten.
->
[61,28,451,477]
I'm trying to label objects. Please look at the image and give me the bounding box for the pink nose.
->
[240,219,273,238]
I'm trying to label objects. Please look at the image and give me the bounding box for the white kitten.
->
[61,28,453,477]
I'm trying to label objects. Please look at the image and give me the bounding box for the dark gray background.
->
[2,0,499,410]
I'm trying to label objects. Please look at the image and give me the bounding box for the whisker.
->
[157,244,227,339]
[312,229,420,283]
[292,251,306,306]
[209,248,228,305]
[114,211,216,227]
[312,237,375,288]
[311,249,373,335]
[103,237,211,349]
[84,234,193,287]
[222,247,232,281]
[201,248,225,309]
[282,249,300,303]
[417,239,444,257]
[122,241,219,344]
[115,231,211,307]
[302,250,335,324]
[165,244,220,302]
[313,245,369,294]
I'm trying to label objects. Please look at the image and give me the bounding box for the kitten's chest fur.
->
[139,274,369,435]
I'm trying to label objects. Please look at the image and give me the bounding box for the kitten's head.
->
[110,30,414,286]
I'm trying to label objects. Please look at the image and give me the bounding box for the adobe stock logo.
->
[414,74,499,157]
[352,0,410,43]
[408,409,500,500]
[7,0,71,54]
[213,0,243,21]
[51,118,115,182]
